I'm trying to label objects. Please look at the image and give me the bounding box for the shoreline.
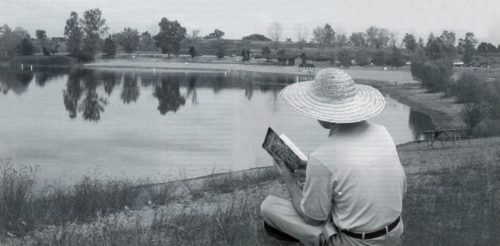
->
[86,58,462,130]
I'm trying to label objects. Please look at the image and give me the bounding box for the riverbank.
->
[2,136,499,245]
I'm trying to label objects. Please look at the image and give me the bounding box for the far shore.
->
[85,58,461,130]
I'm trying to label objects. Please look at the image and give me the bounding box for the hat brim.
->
[280,81,386,123]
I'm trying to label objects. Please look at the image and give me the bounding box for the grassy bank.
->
[2,137,500,245]
[9,55,77,67]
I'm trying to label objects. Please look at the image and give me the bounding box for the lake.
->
[0,67,434,184]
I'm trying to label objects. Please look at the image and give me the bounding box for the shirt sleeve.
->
[300,156,334,221]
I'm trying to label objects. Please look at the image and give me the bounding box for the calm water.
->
[0,68,434,183]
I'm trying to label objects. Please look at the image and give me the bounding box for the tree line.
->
[1,8,499,64]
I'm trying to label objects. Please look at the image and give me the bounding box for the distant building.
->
[453,60,465,67]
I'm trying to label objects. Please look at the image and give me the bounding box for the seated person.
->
[261,68,406,246]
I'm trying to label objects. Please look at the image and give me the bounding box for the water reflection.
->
[154,77,186,115]
[63,70,107,121]
[0,70,34,95]
[187,75,198,104]
[35,68,67,87]
[0,68,437,183]
[101,72,118,96]
[79,70,107,122]
[0,68,435,137]
[63,71,83,119]
[409,109,436,140]
[121,73,139,104]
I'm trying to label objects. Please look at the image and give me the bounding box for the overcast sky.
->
[1,0,500,44]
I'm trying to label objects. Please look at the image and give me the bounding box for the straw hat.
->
[280,68,385,123]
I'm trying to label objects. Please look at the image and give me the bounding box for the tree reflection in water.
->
[243,72,254,100]
[0,70,34,95]
[212,74,225,94]
[409,109,435,140]
[101,71,118,96]
[153,77,186,115]
[121,73,139,104]
[63,71,83,118]
[187,75,198,104]
[35,68,67,87]
[63,70,107,121]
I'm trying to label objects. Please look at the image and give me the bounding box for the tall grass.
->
[0,159,173,238]
[0,159,281,244]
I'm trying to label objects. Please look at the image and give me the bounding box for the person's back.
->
[304,122,405,232]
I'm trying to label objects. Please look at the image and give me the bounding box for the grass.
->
[2,138,500,245]
[0,158,281,245]
[11,55,77,67]
[0,158,172,238]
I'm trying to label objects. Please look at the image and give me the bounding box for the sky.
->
[1,0,500,44]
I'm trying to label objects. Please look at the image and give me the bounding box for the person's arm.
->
[275,160,328,226]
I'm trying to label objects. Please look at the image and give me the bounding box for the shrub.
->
[216,47,225,59]
[355,50,370,66]
[461,102,491,135]
[454,73,484,103]
[102,36,116,58]
[371,50,386,66]
[189,46,197,58]
[261,46,271,56]
[337,49,351,67]
[16,38,35,56]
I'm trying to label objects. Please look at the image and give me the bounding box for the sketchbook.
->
[262,127,308,173]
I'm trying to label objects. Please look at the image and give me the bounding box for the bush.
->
[355,50,370,66]
[102,37,116,58]
[261,46,271,55]
[421,59,453,92]
[216,47,225,59]
[461,102,491,135]
[388,46,406,68]
[337,49,351,67]
[16,38,35,56]
[189,46,197,58]
[454,73,484,103]
[371,50,386,66]
[12,55,76,66]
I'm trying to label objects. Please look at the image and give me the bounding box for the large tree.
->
[204,29,224,40]
[322,23,335,46]
[477,42,497,53]
[36,30,50,55]
[267,22,283,49]
[139,31,156,51]
[79,8,108,61]
[349,32,368,47]
[154,17,186,56]
[116,27,140,53]
[462,32,477,65]
[295,24,308,49]
[402,33,417,52]
[17,38,35,55]
[312,26,323,45]
[366,26,390,49]
[64,12,83,57]
[388,45,406,68]
[0,25,29,60]
[102,36,116,58]
[336,33,348,47]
